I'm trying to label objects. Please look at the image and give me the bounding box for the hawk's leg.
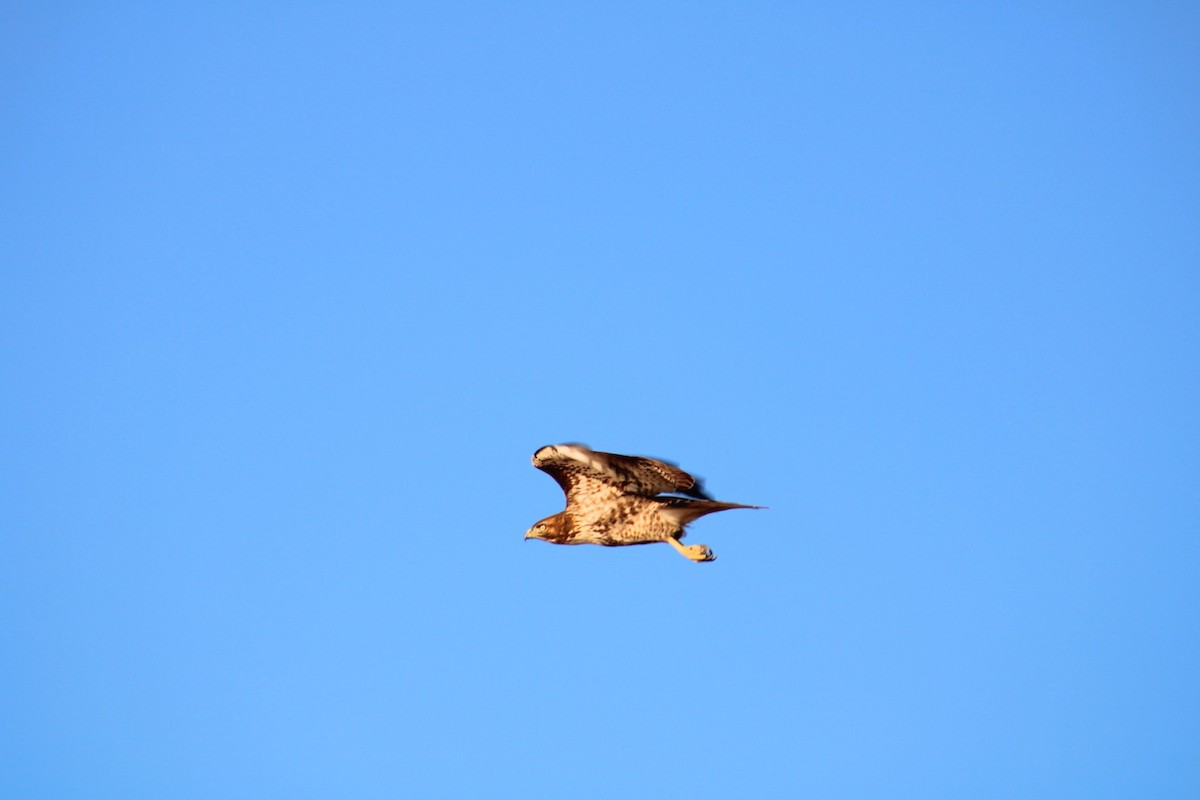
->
[667,536,716,563]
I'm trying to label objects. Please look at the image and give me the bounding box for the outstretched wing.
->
[532,443,713,500]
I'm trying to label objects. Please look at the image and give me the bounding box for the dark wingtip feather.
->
[685,477,714,500]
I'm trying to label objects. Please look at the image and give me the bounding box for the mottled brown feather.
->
[532,444,712,500]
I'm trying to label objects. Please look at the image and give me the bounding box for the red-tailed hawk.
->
[524,444,762,562]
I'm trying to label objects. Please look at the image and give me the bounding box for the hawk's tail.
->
[656,498,765,527]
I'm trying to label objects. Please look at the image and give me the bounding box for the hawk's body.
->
[525,444,760,562]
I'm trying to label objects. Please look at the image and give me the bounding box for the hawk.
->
[524,444,761,562]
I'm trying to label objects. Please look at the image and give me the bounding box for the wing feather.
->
[532,444,712,500]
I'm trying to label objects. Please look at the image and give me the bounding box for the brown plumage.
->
[524,444,762,562]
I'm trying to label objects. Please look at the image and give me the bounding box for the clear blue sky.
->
[3,3,1198,797]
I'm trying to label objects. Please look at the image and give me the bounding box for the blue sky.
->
[2,3,1198,797]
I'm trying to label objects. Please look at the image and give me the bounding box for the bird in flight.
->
[525,444,762,562]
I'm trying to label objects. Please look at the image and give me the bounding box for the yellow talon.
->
[667,537,716,562]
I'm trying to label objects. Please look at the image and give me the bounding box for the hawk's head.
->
[524,513,572,544]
